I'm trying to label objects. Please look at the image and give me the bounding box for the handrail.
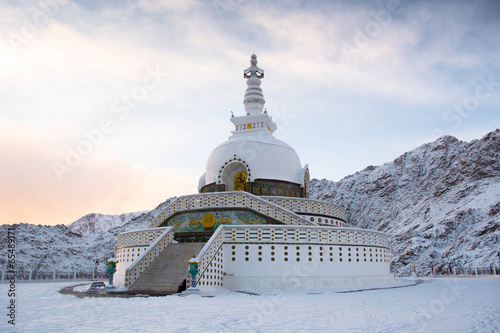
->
[149,191,318,229]
[192,225,225,285]
[124,227,174,287]
[196,242,224,284]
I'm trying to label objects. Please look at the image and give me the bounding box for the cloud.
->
[132,0,198,13]
[231,0,500,107]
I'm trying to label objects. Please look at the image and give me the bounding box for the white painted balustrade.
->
[149,192,346,229]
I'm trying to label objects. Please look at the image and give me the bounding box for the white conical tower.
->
[243,53,265,115]
[229,54,277,135]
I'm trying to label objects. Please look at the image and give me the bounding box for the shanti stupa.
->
[114,54,393,294]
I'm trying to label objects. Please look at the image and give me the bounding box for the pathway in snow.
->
[1,277,499,332]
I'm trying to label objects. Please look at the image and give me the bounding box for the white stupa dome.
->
[204,130,303,187]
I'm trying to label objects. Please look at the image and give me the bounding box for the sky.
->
[1,0,499,226]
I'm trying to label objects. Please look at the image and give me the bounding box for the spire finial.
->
[250,53,257,66]
[243,54,265,115]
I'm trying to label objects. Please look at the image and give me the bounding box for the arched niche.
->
[220,162,248,191]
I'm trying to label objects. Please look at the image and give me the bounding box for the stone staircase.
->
[129,242,205,294]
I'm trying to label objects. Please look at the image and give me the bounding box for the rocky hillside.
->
[0,198,175,272]
[311,129,500,276]
[1,130,498,276]
[68,211,146,236]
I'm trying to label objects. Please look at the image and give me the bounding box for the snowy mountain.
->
[1,130,499,276]
[0,223,114,273]
[68,211,146,236]
[0,198,175,272]
[311,130,500,276]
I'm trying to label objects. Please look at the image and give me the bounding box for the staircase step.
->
[130,242,205,292]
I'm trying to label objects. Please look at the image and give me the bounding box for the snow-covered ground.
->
[1,278,499,332]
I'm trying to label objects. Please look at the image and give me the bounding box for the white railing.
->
[124,227,175,287]
[262,196,347,222]
[189,226,226,288]
[219,225,389,248]
[149,192,317,229]
[117,227,170,249]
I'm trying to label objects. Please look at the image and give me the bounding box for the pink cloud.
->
[0,128,195,226]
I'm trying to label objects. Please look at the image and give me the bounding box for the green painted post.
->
[107,258,118,288]
[188,259,200,291]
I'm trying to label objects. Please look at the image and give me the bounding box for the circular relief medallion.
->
[202,213,216,228]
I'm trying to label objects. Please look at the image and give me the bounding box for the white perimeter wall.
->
[220,243,392,290]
